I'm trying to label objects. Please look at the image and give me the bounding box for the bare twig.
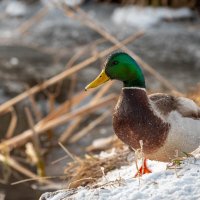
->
[27,87,43,122]
[11,174,66,185]
[5,107,17,139]
[51,155,68,165]
[25,107,45,177]
[25,107,40,151]
[66,38,106,69]
[58,142,78,162]
[69,110,111,143]
[42,90,94,123]
[0,149,11,184]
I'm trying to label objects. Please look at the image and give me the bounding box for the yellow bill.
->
[85,69,110,91]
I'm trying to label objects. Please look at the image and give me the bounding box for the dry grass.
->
[64,146,130,188]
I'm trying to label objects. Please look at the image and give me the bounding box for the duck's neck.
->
[123,79,146,88]
[122,70,146,88]
[121,87,149,110]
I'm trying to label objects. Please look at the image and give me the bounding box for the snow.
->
[9,57,19,66]
[6,1,27,17]
[40,147,200,200]
[63,0,83,7]
[112,6,194,28]
[42,0,83,8]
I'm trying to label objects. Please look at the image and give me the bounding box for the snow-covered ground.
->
[112,6,194,28]
[40,148,200,200]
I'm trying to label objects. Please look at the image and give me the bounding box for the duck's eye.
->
[112,61,118,65]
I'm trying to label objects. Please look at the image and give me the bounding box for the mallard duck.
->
[85,52,200,175]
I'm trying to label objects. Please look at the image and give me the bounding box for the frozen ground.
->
[40,148,200,200]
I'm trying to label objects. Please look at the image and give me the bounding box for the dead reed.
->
[187,84,200,106]
[65,147,130,188]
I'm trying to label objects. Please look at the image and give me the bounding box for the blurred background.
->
[0,0,199,199]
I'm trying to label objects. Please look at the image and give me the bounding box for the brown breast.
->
[113,88,170,154]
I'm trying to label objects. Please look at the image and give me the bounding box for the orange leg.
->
[134,158,152,177]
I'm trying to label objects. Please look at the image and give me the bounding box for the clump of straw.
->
[64,147,130,188]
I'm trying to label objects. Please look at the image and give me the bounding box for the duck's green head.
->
[85,52,145,90]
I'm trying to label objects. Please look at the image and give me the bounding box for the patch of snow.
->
[42,0,83,8]
[89,136,115,150]
[112,6,194,28]
[64,0,83,7]
[99,148,117,158]
[0,30,13,38]
[6,1,27,17]
[10,57,19,66]
[99,128,107,135]
[192,146,200,158]
[40,152,200,200]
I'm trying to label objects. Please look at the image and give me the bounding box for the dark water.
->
[0,181,41,200]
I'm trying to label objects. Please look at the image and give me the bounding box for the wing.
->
[149,93,200,119]
[176,97,200,118]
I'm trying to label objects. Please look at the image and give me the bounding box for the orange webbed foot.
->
[134,158,152,178]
